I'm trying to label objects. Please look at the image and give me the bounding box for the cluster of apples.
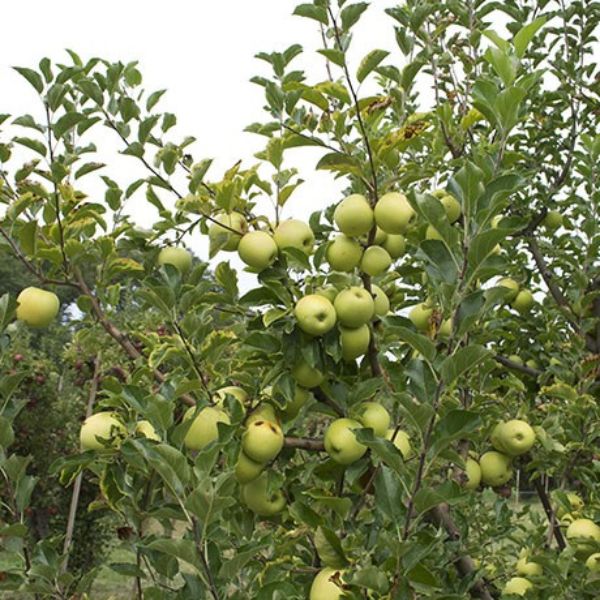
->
[79,411,160,450]
[498,277,535,315]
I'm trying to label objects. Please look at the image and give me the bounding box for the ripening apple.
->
[382,233,406,258]
[324,418,367,465]
[183,406,230,450]
[242,419,284,464]
[491,420,536,456]
[463,457,482,490]
[334,287,375,328]
[273,219,315,254]
[440,193,461,224]
[515,553,543,577]
[241,472,286,516]
[386,429,412,459]
[282,385,311,419]
[208,212,248,251]
[479,451,513,487]
[16,287,60,328]
[245,402,278,426]
[371,284,390,317]
[409,303,433,332]
[425,225,443,241]
[80,412,127,451]
[374,227,388,245]
[586,552,600,572]
[292,360,324,388]
[374,192,414,234]
[360,246,392,276]
[354,402,390,436]
[237,231,278,270]
[135,420,160,441]
[543,210,563,231]
[437,318,453,340]
[157,247,193,273]
[235,451,264,483]
[333,193,374,236]
[511,290,534,315]
[309,568,345,600]
[295,295,337,336]
[498,277,520,302]
[566,518,600,556]
[339,324,370,361]
[503,577,533,596]
[326,235,363,272]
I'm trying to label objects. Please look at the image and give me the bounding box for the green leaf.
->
[13,67,44,93]
[440,345,490,385]
[244,332,281,354]
[14,137,46,156]
[215,261,238,299]
[341,3,369,30]
[429,410,480,457]
[484,47,518,87]
[357,50,390,83]
[147,90,167,111]
[75,162,105,179]
[374,466,404,521]
[412,481,463,519]
[381,322,436,362]
[54,112,86,139]
[316,152,361,176]
[147,538,203,573]
[317,49,346,67]
[12,114,44,133]
[78,79,104,105]
[293,4,328,25]
[513,17,547,58]
[351,566,390,593]
[0,416,15,447]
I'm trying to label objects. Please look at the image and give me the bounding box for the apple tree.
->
[1,0,599,598]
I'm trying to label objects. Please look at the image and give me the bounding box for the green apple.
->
[282,385,311,418]
[354,402,390,436]
[491,420,535,456]
[543,210,563,231]
[242,419,284,463]
[183,406,230,450]
[334,287,375,327]
[383,233,406,258]
[237,231,278,270]
[360,246,392,276]
[215,386,248,409]
[386,429,412,459]
[241,472,286,516]
[135,420,160,442]
[340,324,370,361]
[479,451,513,487]
[235,451,264,483]
[309,568,345,600]
[409,303,433,332]
[585,552,600,572]
[157,247,193,273]
[374,192,414,234]
[566,518,600,556]
[438,318,453,340]
[463,457,482,490]
[515,554,543,577]
[371,284,390,317]
[16,287,60,328]
[503,577,532,596]
[273,219,315,254]
[315,286,338,303]
[208,212,248,251]
[374,227,388,245]
[324,418,367,465]
[556,492,584,519]
[295,295,337,336]
[292,360,324,388]
[333,193,374,236]
[326,235,363,272]
[498,277,520,302]
[80,412,126,451]
[509,354,523,366]
[440,194,461,223]
[245,402,278,426]
[525,359,539,370]
[511,290,534,314]
[425,225,443,241]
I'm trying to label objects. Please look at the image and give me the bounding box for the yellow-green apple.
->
[215,386,248,409]
[183,406,230,450]
[386,429,412,459]
[425,225,443,241]
[509,354,523,366]
[241,472,286,516]
[383,233,406,258]
[516,552,543,577]
[157,247,193,273]
[409,303,433,332]
[16,287,60,328]
[315,286,338,303]
[80,412,126,451]
[586,552,600,572]
[360,246,392,276]
[491,420,536,456]
[440,193,462,223]
[339,324,370,361]
[282,386,311,419]
[208,212,248,251]
[295,295,337,336]
[437,318,453,340]
[237,231,278,270]
[245,402,278,426]
[333,193,374,236]
[479,451,513,486]
[242,420,284,463]
[463,457,482,490]
[273,219,315,254]
[543,210,563,231]
[374,227,388,244]
[334,287,375,327]
[292,360,324,388]
[235,451,264,483]
[503,577,533,596]
[326,235,363,272]
[556,492,584,519]
[374,192,414,233]
[135,420,160,441]
[310,568,345,600]
[354,402,390,436]
[371,284,390,317]
[324,418,367,465]
[511,290,534,314]
[498,277,520,302]
[566,519,600,556]
[525,359,539,370]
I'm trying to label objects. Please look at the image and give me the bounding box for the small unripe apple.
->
[309,567,345,600]
[80,412,126,451]
[324,418,367,465]
[135,420,160,441]
[334,287,375,328]
[241,472,286,516]
[479,451,513,487]
[295,295,337,336]
[360,246,392,276]
[508,354,523,366]
[425,225,443,241]
[16,287,60,328]
[374,192,414,234]
[463,457,482,490]
[273,219,315,254]
[440,193,461,223]
[585,552,600,572]
[183,406,230,450]
[543,210,563,231]
[354,402,390,436]
[566,518,600,556]
[326,235,363,272]
[237,231,278,270]
[340,324,370,361]
[409,303,433,332]
[516,554,543,577]
[235,451,264,483]
[292,360,324,388]
[498,277,520,302]
[333,194,374,236]
[503,577,533,596]
[386,429,412,459]
[491,420,536,456]
[511,290,534,314]
[208,212,248,251]
[157,247,193,273]
[383,233,406,258]
[371,284,390,317]
[437,318,453,340]
[242,419,284,463]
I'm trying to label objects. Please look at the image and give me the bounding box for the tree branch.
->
[284,436,325,451]
[494,355,540,378]
[532,478,566,550]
